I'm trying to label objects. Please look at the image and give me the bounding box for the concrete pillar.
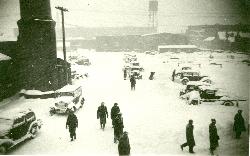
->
[17,0,58,91]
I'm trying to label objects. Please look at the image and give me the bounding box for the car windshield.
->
[183,72,199,77]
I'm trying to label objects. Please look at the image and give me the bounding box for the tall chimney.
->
[17,0,58,91]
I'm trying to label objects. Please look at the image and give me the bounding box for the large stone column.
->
[17,0,58,91]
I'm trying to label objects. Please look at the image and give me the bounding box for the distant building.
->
[186,24,250,52]
[158,45,198,53]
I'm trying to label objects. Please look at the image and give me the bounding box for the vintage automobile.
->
[129,61,144,71]
[0,109,42,154]
[50,85,84,115]
[124,54,137,63]
[180,82,245,106]
[75,57,91,66]
[173,69,212,85]
[128,67,143,79]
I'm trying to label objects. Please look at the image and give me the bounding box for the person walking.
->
[66,110,78,141]
[172,69,176,81]
[111,103,120,128]
[118,131,131,156]
[130,75,136,90]
[123,68,127,80]
[180,120,195,153]
[97,102,109,130]
[113,113,124,143]
[209,119,220,155]
[233,110,246,139]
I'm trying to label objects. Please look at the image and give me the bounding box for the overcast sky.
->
[0,0,249,33]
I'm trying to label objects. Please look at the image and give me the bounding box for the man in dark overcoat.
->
[129,75,136,90]
[209,119,220,155]
[180,120,195,153]
[97,102,108,130]
[233,110,246,139]
[118,131,130,156]
[111,103,120,127]
[66,110,78,141]
[113,113,124,143]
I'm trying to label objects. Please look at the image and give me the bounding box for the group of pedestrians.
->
[97,102,131,156]
[180,110,246,155]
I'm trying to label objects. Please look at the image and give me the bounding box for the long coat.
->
[209,123,220,149]
[118,134,130,155]
[186,123,195,146]
[111,105,120,120]
[97,105,108,124]
[114,115,124,138]
[130,77,136,85]
[233,113,246,132]
[66,113,78,128]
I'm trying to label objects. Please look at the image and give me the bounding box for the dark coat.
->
[114,115,124,138]
[209,123,220,149]
[233,113,246,132]
[66,113,78,128]
[114,116,124,129]
[130,77,136,85]
[97,105,108,119]
[118,134,131,155]
[111,105,120,120]
[186,123,195,146]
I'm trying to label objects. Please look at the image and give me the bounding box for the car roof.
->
[56,85,82,93]
[182,69,200,73]
[0,108,33,120]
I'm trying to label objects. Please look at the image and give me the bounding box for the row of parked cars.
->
[172,64,246,106]
[123,54,144,79]
[0,84,84,154]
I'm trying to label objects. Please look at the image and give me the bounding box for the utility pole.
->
[55,6,69,84]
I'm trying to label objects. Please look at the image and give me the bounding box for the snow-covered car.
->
[50,85,84,115]
[75,57,91,66]
[173,69,212,85]
[0,109,42,154]
[124,54,137,63]
[180,82,245,106]
[128,67,142,79]
[129,61,144,71]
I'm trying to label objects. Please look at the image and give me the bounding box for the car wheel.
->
[0,145,7,155]
[30,125,38,138]
[223,101,234,106]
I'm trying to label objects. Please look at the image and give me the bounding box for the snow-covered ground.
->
[0,50,249,155]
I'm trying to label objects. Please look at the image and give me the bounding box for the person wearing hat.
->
[209,119,220,155]
[233,110,246,139]
[66,110,78,141]
[113,112,124,143]
[180,120,195,153]
[118,131,131,156]
[97,102,108,130]
[111,103,121,128]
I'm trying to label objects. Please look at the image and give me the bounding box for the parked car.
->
[75,57,91,66]
[0,109,42,154]
[128,67,143,79]
[50,85,84,115]
[180,82,244,106]
[173,69,212,85]
[129,61,144,71]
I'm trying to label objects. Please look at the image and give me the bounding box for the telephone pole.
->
[55,6,68,61]
[55,6,69,84]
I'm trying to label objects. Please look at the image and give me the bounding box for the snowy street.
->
[0,51,249,155]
